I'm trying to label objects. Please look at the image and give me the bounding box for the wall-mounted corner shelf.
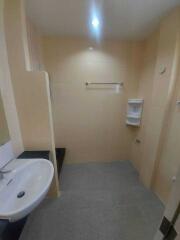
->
[128,99,143,104]
[126,99,144,127]
[176,100,180,105]
[126,121,140,126]
[127,114,141,119]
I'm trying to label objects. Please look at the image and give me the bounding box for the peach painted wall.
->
[131,7,180,204]
[27,5,180,202]
[4,0,53,151]
[0,92,10,145]
[0,0,23,156]
[3,0,179,201]
[152,32,180,203]
[154,65,180,203]
[4,0,59,196]
[131,30,159,171]
[26,17,44,71]
[42,38,143,164]
[141,8,180,199]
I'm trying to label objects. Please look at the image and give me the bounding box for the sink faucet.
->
[0,168,12,180]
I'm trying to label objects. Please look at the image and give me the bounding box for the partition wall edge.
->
[3,0,60,197]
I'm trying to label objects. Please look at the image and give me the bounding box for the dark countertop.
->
[0,217,27,240]
[17,151,50,160]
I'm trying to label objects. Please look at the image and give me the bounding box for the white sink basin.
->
[0,158,54,222]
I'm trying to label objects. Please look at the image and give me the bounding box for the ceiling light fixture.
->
[92,17,99,28]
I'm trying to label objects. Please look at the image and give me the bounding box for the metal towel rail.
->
[85,82,124,86]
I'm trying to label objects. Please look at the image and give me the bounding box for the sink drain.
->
[17,191,25,198]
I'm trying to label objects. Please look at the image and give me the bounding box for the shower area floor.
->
[20,161,164,240]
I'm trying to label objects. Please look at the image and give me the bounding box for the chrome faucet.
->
[0,168,12,180]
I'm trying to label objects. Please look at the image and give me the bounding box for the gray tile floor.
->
[20,161,164,240]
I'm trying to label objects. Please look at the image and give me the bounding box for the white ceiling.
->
[26,0,180,40]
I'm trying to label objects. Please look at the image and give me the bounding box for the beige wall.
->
[131,30,159,171]
[34,6,180,201]
[2,0,179,201]
[42,38,142,164]
[131,7,180,204]
[0,0,23,156]
[0,92,10,145]
[4,0,52,151]
[26,17,44,71]
[4,0,59,196]
[153,34,180,203]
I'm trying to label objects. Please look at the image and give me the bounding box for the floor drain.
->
[17,191,25,198]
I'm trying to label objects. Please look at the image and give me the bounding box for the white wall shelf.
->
[128,99,143,104]
[127,114,141,119]
[126,99,144,127]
